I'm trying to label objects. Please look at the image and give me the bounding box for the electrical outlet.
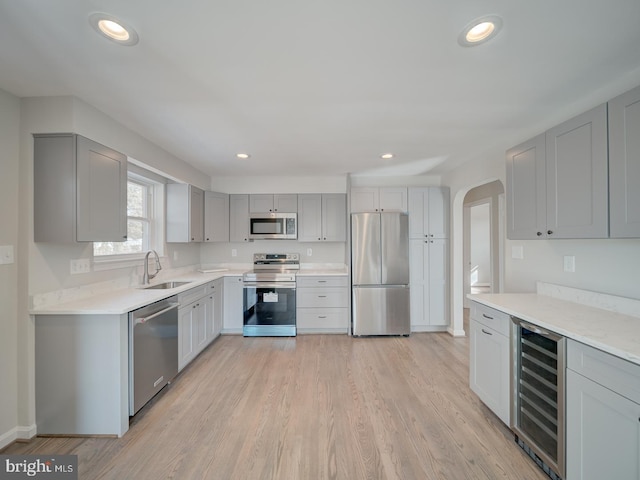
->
[0,245,14,265]
[307,248,312,256]
[70,258,91,274]
[231,249,237,257]
[563,255,575,273]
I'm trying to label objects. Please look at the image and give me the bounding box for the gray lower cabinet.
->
[296,276,349,333]
[204,191,230,242]
[34,133,127,243]
[409,238,448,330]
[297,194,347,242]
[506,104,609,240]
[609,84,640,238]
[566,339,640,480]
[468,302,510,425]
[206,278,224,339]
[178,284,208,371]
[223,276,244,332]
[35,313,130,436]
[167,184,204,243]
[229,194,250,242]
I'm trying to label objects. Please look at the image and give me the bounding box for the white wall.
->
[0,89,21,448]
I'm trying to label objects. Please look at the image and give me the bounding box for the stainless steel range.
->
[242,253,299,336]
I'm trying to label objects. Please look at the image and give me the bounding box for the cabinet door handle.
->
[481,329,493,335]
[482,313,494,320]
[537,231,542,236]
[123,235,128,239]
[547,230,553,235]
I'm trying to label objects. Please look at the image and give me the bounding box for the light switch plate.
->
[0,245,14,265]
[511,245,524,260]
[70,258,91,274]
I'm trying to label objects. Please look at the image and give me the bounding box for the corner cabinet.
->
[566,339,640,480]
[609,85,640,238]
[34,134,127,243]
[166,184,204,243]
[204,191,230,242]
[297,194,346,242]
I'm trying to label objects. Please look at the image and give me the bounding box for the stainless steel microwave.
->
[249,213,297,240]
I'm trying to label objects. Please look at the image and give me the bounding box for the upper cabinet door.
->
[76,136,128,242]
[297,194,323,242]
[609,85,640,238]
[378,187,407,212]
[229,194,250,242]
[204,191,229,242]
[545,104,608,239]
[249,194,273,213]
[506,134,547,240]
[408,187,449,239]
[350,187,379,212]
[322,194,346,242]
[273,194,297,212]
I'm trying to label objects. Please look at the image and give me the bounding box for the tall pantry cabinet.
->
[408,187,449,331]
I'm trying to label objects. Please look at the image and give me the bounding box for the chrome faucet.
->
[142,250,162,284]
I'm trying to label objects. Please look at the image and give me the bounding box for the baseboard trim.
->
[0,424,37,450]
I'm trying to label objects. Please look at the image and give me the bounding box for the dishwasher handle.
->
[135,303,180,325]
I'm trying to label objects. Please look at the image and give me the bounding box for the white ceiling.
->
[1,0,640,178]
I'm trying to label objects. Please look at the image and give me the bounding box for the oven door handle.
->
[243,282,296,289]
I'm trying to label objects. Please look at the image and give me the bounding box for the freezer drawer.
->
[352,286,410,336]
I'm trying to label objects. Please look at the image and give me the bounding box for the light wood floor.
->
[3,325,547,479]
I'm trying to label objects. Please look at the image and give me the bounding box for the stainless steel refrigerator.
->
[351,212,410,335]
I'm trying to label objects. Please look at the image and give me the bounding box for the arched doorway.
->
[449,179,505,336]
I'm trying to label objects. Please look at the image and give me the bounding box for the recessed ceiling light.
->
[381,153,394,159]
[236,153,250,159]
[89,13,139,46]
[458,15,502,47]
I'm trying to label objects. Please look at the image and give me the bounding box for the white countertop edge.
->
[31,270,246,315]
[468,293,640,367]
[31,267,348,315]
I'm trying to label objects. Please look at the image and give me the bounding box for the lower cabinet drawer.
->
[297,288,349,308]
[297,308,349,332]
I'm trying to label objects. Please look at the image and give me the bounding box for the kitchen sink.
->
[141,281,191,290]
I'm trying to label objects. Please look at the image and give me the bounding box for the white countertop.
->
[31,266,348,316]
[469,293,640,366]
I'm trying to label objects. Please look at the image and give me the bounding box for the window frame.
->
[92,171,165,269]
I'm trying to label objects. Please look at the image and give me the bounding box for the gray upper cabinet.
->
[506,104,609,239]
[297,194,346,242]
[166,184,204,243]
[34,133,127,243]
[545,104,608,239]
[609,85,640,238]
[506,134,547,239]
[229,194,250,242]
[249,194,297,213]
[204,191,230,242]
[408,187,449,239]
[351,187,408,212]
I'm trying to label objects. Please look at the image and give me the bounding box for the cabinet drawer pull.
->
[481,329,493,336]
[482,313,494,320]
[318,316,327,319]
[317,280,327,283]
[318,295,327,298]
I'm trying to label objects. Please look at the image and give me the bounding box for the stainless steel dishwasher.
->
[129,296,179,415]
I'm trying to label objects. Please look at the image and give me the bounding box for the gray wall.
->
[0,88,20,447]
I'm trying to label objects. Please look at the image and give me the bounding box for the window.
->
[93,172,164,260]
